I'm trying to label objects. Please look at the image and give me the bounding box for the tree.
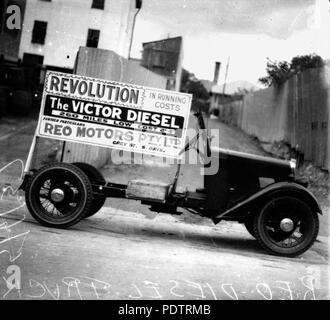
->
[180,68,210,112]
[290,54,324,72]
[259,54,325,87]
[259,59,291,87]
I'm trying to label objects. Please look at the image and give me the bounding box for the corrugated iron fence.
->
[287,67,329,170]
[215,67,330,171]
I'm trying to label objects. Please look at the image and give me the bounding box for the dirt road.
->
[0,198,328,300]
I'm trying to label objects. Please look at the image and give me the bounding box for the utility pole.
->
[222,56,230,95]
[213,61,221,85]
[128,0,143,60]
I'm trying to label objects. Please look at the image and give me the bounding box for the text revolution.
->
[49,74,141,105]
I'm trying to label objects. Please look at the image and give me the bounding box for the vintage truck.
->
[21,110,321,257]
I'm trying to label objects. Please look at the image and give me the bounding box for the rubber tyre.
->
[253,196,319,257]
[244,217,256,238]
[25,162,93,228]
[72,162,106,218]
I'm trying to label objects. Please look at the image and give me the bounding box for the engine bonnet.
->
[210,147,293,178]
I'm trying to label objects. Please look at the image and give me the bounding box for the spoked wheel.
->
[253,196,319,257]
[25,162,93,228]
[72,162,106,218]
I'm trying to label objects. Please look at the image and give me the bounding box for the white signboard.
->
[37,71,192,158]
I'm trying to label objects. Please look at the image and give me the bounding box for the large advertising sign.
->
[37,71,192,158]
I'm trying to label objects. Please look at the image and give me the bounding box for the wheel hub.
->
[279,218,294,232]
[50,188,65,203]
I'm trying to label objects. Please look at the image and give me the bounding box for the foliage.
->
[259,60,290,87]
[180,68,210,112]
[259,54,325,87]
[291,54,324,72]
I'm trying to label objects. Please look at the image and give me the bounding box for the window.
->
[91,0,105,10]
[23,53,44,66]
[153,51,167,68]
[86,29,100,48]
[31,20,47,44]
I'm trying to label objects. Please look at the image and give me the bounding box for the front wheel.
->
[253,196,319,257]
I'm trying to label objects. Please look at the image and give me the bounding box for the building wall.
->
[19,0,136,69]
[141,36,183,91]
[217,98,244,128]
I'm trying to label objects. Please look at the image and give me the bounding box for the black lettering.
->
[49,76,60,91]
[129,89,139,104]
[76,127,86,137]
[53,125,62,136]
[44,122,53,134]
[78,81,88,95]
[60,77,69,93]
[62,126,72,136]
[88,82,96,97]
[120,88,129,102]
[96,83,105,98]
[106,85,116,100]
[86,128,95,137]
[114,130,123,140]
[105,129,113,138]
[69,79,79,94]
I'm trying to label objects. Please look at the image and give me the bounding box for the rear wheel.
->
[72,162,106,218]
[25,162,93,228]
[253,196,319,257]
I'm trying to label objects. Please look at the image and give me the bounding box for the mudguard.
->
[212,181,322,224]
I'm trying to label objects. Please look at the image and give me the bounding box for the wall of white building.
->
[19,0,136,68]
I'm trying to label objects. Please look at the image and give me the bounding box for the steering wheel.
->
[194,111,211,158]
[179,111,211,164]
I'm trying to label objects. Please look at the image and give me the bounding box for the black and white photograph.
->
[0,0,329,305]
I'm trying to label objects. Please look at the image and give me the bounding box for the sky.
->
[131,0,330,86]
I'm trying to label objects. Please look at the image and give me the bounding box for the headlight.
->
[289,159,296,170]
